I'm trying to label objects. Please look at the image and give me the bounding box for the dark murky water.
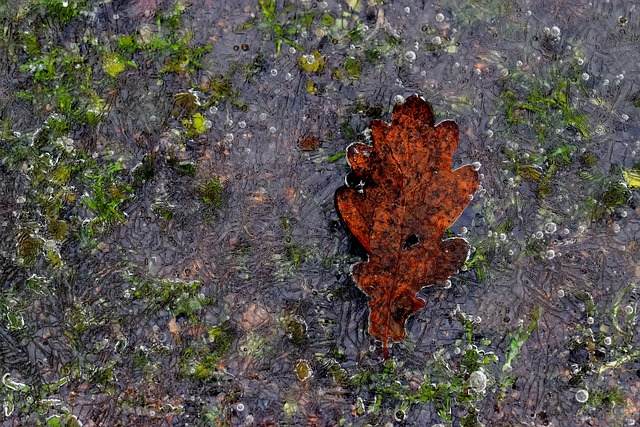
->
[1,0,639,426]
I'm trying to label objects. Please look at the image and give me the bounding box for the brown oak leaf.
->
[336,95,479,356]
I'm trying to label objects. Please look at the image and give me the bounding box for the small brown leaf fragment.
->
[168,316,181,334]
[299,134,321,151]
[335,95,479,357]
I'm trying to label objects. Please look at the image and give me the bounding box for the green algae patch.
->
[199,177,225,208]
[299,50,326,74]
[133,278,210,321]
[82,169,133,227]
[238,0,306,55]
[294,359,313,381]
[102,53,127,78]
[305,79,317,95]
[180,321,235,381]
[622,169,640,189]
[344,56,362,80]
[182,112,209,137]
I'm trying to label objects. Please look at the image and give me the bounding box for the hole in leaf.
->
[402,234,420,250]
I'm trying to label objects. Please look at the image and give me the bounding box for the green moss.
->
[601,181,630,209]
[89,361,116,392]
[364,34,401,63]
[349,340,497,425]
[299,50,326,74]
[132,349,149,370]
[344,56,362,80]
[51,164,72,185]
[64,302,98,338]
[132,155,155,184]
[173,75,242,116]
[278,216,312,272]
[563,283,640,412]
[501,70,590,142]
[281,315,308,347]
[631,91,640,108]
[207,322,235,357]
[46,414,82,427]
[180,321,235,381]
[548,143,576,165]
[168,155,198,176]
[239,0,303,55]
[19,30,40,56]
[133,278,210,321]
[501,307,540,373]
[109,3,213,76]
[47,218,69,241]
[349,101,384,119]
[16,36,106,133]
[199,405,228,426]
[305,79,317,95]
[174,91,200,114]
[294,360,312,380]
[321,13,335,27]
[536,182,553,199]
[365,47,382,62]
[39,0,84,24]
[327,151,346,162]
[282,401,297,417]
[199,177,224,208]
[82,167,133,227]
[580,152,598,168]
[182,112,209,137]
[0,130,125,265]
[157,37,211,74]
[17,233,44,266]
[204,74,243,108]
[465,248,488,281]
[152,201,174,222]
[239,332,267,357]
[102,53,129,78]
[589,386,625,408]
[117,34,138,54]
[448,0,511,24]
[622,169,640,189]
[499,58,599,208]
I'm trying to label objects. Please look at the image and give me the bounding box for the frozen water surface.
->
[0,0,639,425]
